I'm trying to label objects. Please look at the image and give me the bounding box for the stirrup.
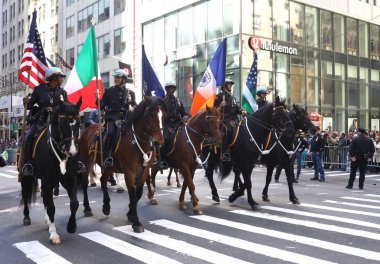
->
[22,163,33,176]
[222,152,231,162]
[104,157,113,168]
[77,161,86,173]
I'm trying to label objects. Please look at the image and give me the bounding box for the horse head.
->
[290,104,316,132]
[50,98,82,157]
[205,105,222,146]
[272,96,294,137]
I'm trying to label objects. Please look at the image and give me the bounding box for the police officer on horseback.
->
[22,67,68,176]
[256,86,268,109]
[160,81,188,169]
[101,69,136,168]
[214,78,247,161]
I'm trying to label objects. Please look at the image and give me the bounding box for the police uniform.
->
[346,128,375,189]
[101,85,137,163]
[163,94,188,144]
[256,98,268,109]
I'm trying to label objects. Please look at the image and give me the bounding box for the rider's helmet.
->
[164,80,177,90]
[45,67,66,81]
[112,69,129,80]
[256,86,268,95]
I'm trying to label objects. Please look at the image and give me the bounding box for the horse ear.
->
[143,94,152,101]
[76,97,82,110]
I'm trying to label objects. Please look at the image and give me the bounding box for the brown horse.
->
[79,97,166,232]
[146,106,222,214]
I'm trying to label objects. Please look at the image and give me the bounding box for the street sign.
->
[11,123,19,132]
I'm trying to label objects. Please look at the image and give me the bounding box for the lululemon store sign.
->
[248,36,298,55]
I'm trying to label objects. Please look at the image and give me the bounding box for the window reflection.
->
[306,77,318,106]
[273,0,289,42]
[359,22,368,57]
[306,48,319,76]
[334,14,345,53]
[253,0,272,38]
[370,24,379,59]
[305,6,318,47]
[165,14,177,52]
[321,79,333,106]
[178,8,192,48]
[207,0,222,40]
[347,18,358,55]
[320,10,332,50]
[193,3,206,44]
[290,74,304,105]
[290,2,304,44]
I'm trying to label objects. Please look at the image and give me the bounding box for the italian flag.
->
[64,25,103,111]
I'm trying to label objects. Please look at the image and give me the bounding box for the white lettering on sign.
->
[249,36,298,55]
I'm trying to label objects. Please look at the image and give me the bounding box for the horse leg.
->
[66,179,79,234]
[100,171,111,215]
[175,169,181,188]
[89,168,97,187]
[284,161,300,204]
[146,166,159,205]
[21,175,35,225]
[126,186,144,233]
[185,169,203,215]
[179,177,188,210]
[167,168,173,186]
[262,164,275,202]
[42,184,61,244]
[206,162,220,203]
[232,166,245,196]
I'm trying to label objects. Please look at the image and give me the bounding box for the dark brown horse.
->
[79,97,166,232]
[146,106,222,214]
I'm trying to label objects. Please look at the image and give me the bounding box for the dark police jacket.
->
[164,95,188,127]
[27,84,68,124]
[349,134,375,159]
[256,98,268,109]
[101,86,137,121]
[214,91,241,120]
[294,136,309,152]
[310,133,325,153]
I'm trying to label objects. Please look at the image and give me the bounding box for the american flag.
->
[18,10,48,89]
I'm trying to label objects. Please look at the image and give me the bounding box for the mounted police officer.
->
[22,67,68,176]
[346,127,375,190]
[160,81,188,168]
[256,86,268,109]
[101,69,136,168]
[214,78,246,161]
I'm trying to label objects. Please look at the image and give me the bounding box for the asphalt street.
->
[1,164,380,264]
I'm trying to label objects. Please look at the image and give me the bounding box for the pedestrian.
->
[310,126,326,182]
[294,131,309,181]
[374,134,380,173]
[346,128,375,190]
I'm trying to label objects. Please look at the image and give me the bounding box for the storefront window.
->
[226,35,239,69]
[153,19,164,55]
[359,110,369,128]
[193,3,206,44]
[207,39,222,64]
[193,43,206,76]
[306,48,319,76]
[335,63,346,80]
[348,82,359,108]
[275,53,289,73]
[320,10,332,50]
[335,109,346,133]
[370,24,379,59]
[359,22,369,58]
[348,65,358,80]
[360,83,369,109]
[290,2,304,45]
[178,58,192,78]
[334,14,345,53]
[273,0,289,42]
[242,0,253,35]
[143,23,153,57]
[165,13,177,52]
[321,78,333,106]
[178,8,193,48]
[223,0,239,36]
[227,69,241,100]
[290,74,304,105]
[164,61,177,81]
[347,18,358,56]
[178,77,193,111]
[275,73,289,101]
[360,67,369,83]
[290,45,304,76]
[306,77,318,106]
[305,6,318,47]
[334,80,345,107]
[207,0,222,41]
[371,84,380,110]
[253,0,272,39]
[321,60,333,79]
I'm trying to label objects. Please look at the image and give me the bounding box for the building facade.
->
[140,0,380,133]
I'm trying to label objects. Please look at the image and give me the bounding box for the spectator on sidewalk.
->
[346,128,375,190]
[310,126,326,182]
[328,131,339,170]
[372,134,380,173]
[294,131,309,181]
[338,132,348,171]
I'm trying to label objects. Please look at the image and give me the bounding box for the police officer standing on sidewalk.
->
[346,127,375,190]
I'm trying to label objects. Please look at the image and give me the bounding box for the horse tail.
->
[19,174,37,206]
[219,161,233,180]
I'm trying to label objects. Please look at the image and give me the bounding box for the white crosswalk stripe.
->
[301,203,380,217]
[340,196,380,204]
[0,172,17,178]
[324,200,380,210]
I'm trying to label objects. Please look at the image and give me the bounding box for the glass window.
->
[360,84,369,109]
[321,78,333,106]
[334,14,345,53]
[347,18,358,56]
[348,65,358,80]
[114,28,126,55]
[359,110,369,128]
[223,0,239,35]
[178,77,193,111]
[334,80,345,107]
[164,60,177,81]
[226,35,240,69]
[290,2,304,45]
[370,24,379,59]
[165,13,177,52]
[359,21,369,58]
[320,10,332,50]
[114,0,125,15]
[193,3,206,44]
[371,84,380,109]
[207,39,222,64]
[276,73,289,101]
[66,47,75,66]
[273,0,289,42]
[143,23,153,56]
[275,53,289,73]
[253,0,272,38]
[360,67,369,83]
[66,0,75,7]
[290,45,304,76]
[193,43,207,76]
[348,82,359,107]
[335,63,346,80]
[99,0,110,22]
[321,61,333,79]
[335,109,346,133]
[101,72,109,89]
[178,8,193,48]
[207,0,222,40]
[153,19,164,55]
[242,0,253,35]
[66,15,75,38]
[178,58,192,78]
[97,33,110,59]
[306,48,319,76]
[290,75,304,105]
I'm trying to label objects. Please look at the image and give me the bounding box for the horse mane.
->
[124,96,165,126]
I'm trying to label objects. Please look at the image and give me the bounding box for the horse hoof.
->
[228,194,237,203]
[133,225,144,233]
[53,188,59,196]
[179,202,187,210]
[90,182,97,187]
[250,203,260,210]
[167,182,171,186]
[84,209,93,217]
[262,195,270,202]
[50,237,62,245]
[291,198,301,205]
[102,207,110,216]
[212,195,220,203]
[117,187,124,193]
[67,222,77,234]
[193,209,203,215]
[150,199,158,205]
[23,218,31,226]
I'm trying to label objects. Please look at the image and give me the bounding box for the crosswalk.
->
[12,190,380,264]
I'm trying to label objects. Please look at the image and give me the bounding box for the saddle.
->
[32,128,47,159]
[164,126,182,156]
[88,126,122,156]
